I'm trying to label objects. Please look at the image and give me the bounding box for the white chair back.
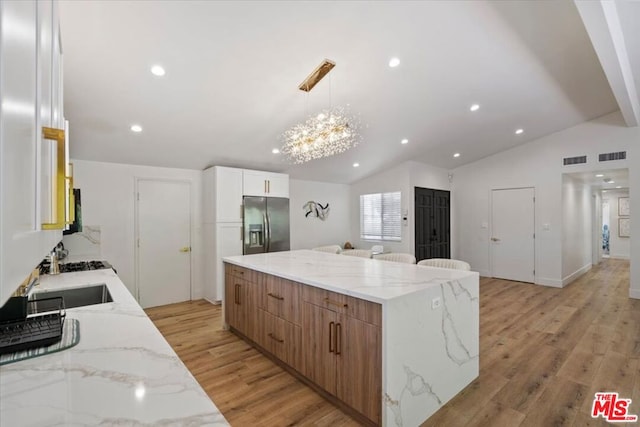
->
[417,258,471,271]
[375,253,416,264]
[341,249,373,259]
[312,245,342,254]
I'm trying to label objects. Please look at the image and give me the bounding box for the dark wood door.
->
[415,187,450,262]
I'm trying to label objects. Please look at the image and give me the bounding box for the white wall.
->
[603,189,631,259]
[452,112,639,293]
[289,179,351,250]
[349,161,450,254]
[70,160,204,299]
[561,174,592,284]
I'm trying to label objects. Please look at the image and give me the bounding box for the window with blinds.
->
[360,191,402,241]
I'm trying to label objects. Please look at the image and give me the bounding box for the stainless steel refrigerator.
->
[243,196,290,254]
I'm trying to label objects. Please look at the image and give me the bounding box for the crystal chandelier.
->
[281,59,361,164]
[281,106,360,164]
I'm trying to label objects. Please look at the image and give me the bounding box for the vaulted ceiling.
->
[59,0,638,184]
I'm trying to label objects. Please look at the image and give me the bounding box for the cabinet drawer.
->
[302,285,381,327]
[262,275,302,325]
[225,263,254,281]
[259,309,302,371]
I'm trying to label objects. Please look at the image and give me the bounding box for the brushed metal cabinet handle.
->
[336,322,342,355]
[267,292,284,301]
[329,321,335,353]
[324,297,348,309]
[268,332,284,343]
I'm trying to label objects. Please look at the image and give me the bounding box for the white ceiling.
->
[59,0,630,184]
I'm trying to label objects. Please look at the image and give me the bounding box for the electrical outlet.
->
[431,297,441,310]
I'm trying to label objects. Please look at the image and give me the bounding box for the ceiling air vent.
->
[563,155,587,166]
[599,151,626,162]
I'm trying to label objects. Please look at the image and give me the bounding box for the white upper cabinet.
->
[203,166,243,223]
[243,170,289,198]
[0,0,64,306]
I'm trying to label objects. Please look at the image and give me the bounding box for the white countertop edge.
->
[223,250,478,305]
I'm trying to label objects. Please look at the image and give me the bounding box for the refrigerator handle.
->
[263,212,269,251]
[266,213,272,252]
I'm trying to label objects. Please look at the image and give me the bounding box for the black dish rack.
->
[0,297,66,355]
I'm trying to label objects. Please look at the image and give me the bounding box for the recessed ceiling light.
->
[388,57,400,68]
[470,104,480,112]
[272,148,280,154]
[616,186,622,189]
[608,180,615,184]
[353,162,360,168]
[130,124,142,133]
[595,174,604,177]
[150,65,165,76]
[401,139,409,144]
[603,190,607,193]
[515,129,524,135]
[453,153,461,158]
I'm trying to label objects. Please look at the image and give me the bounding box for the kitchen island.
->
[223,249,479,427]
[0,267,228,426]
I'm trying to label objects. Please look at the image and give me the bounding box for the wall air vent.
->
[563,155,587,166]
[599,151,626,162]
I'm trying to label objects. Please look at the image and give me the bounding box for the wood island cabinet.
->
[224,262,382,426]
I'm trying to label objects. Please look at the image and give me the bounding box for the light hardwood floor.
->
[146,259,638,426]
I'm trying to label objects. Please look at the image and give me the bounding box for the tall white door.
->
[491,188,535,283]
[137,179,191,308]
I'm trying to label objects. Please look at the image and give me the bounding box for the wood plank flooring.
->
[146,259,638,427]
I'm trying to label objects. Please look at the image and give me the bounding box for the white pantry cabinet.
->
[243,169,289,198]
[0,0,66,306]
[203,167,243,223]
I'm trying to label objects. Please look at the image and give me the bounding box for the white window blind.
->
[360,191,401,241]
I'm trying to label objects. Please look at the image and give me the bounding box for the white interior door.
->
[491,188,535,283]
[137,179,191,308]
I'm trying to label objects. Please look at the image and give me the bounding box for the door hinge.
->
[137,192,140,201]
[533,269,535,275]
[533,233,535,238]
[137,238,140,248]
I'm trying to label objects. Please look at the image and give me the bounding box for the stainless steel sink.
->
[30,284,113,309]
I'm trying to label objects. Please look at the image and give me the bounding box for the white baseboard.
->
[630,289,640,300]
[562,263,592,286]
[609,254,630,260]
[203,297,222,305]
[536,277,563,288]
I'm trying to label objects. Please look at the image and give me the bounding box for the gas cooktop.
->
[39,260,113,275]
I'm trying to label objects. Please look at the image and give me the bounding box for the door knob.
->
[179,247,191,253]
[491,237,500,242]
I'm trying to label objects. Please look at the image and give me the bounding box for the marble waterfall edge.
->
[383,274,479,426]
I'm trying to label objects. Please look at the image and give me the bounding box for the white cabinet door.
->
[243,170,289,197]
[243,170,268,197]
[216,167,243,222]
[0,0,50,305]
[265,173,289,198]
[214,223,243,302]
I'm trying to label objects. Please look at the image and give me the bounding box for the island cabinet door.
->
[336,314,382,424]
[225,275,259,339]
[302,302,337,395]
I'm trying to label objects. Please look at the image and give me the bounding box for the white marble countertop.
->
[223,250,477,304]
[0,268,228,426]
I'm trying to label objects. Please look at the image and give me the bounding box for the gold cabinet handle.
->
[267,292,284,301]
[268,333,284,343]
[179,246,191,253]
[42,127,66,230]
[65,162,75,224]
